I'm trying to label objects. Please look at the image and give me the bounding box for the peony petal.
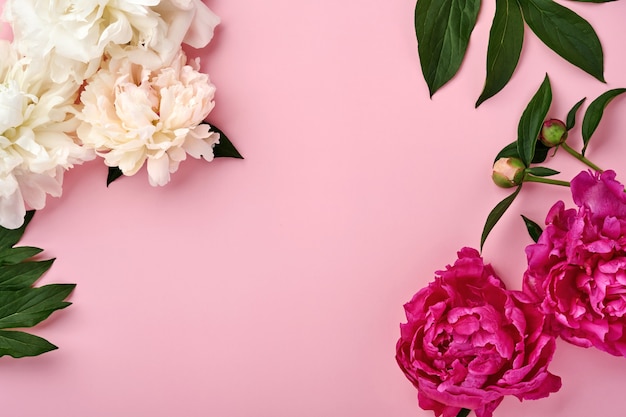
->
[571,170,626,219]
[0,181,25,230]
[183,0,221,48]
[146,154,171,186]
[398,248,561,417]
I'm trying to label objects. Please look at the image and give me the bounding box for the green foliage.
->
[456,408,471,417]
[484,77,553,249]
[565,98,586,130]
[521,215,543,243]
[476,0,524,106]
[517,75,552,167]
[494,141,550,164]
[0,331,58,359]
[485,75,626,249]
[209,124,244,159]
[414,0,607,103]
[525,167,559,177]
[0,211,75,359]
[414,0,480,97]
[494,142,520,163]
[581,88,626,155]
[517,0,604,82]
[481,186,522,251]
[107,167,124,187]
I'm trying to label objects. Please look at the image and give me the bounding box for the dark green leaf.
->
[0,284,75,329]
[456,409,471,417]
[476,0,524,106]
[517,0,604,82]
[565,98,586,130]
[481,186,522,251]
[581,88,626,155]
[0,259,54,290]
[0,246,43,265]
[568,0,615,2]
[531,141,552,163]
[494,141,550,164]
[0,211,34,250]
[415,0,480,96]
[494,142,521,163]
[107,167,124,187]
[0,330,57,358]
[0,212,76,358]
[521,215,543,242]
[517,75,552,166]
[208,124,243,159]
[525,167,560,177]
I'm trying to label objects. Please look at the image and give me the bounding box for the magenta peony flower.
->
[397,248,561,417]
[524,170,626,356]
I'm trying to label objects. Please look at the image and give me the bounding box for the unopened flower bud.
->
[540,119,568,147]
[492,157,525,188]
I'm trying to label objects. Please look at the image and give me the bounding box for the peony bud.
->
[492,157,525,188]
[540,119,568,147]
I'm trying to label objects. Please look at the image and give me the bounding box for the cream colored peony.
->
[0,41,93,229]
[77,48,219,186]
[3,0,220,82]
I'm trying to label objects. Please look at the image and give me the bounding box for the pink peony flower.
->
[524,170,626,356]
[397,248,561,417]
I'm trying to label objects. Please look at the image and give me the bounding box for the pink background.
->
[2,1,626,416]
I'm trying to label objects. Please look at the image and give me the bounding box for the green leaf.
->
[107,167,124,187]
[521,215,543,242]
[517,75,552,166]
[415,0,480,96]
[581,88,626,155]
[0,211,34,250]
[517,0,604,82]
[494,142,521,163]
[565,97,586,130]
[0,246,43,265]
[456,409,471,417]
[568,0,615,2]
[494,140,550,164]
[476,0,524,106]
[0,284,75,329]
[531,141,552,163]
[525,167,560,177]
[481,186,522,251]
[208,124,244,159]
[0,330,58,358]
[0,211,76,358]
[0,259,54,290]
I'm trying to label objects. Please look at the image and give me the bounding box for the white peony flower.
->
[3,0,220,83]
[0,40,93,229]
[77,48,219,187]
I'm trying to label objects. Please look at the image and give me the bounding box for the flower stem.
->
[561,143,603,172]
[524,174,570,187]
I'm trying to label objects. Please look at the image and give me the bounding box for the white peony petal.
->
[18,170,63,210]
[147,154,171,187]
[183,130,218,161]
[0,39,90,228]
[183,0,221,48]
[0,177,25,229]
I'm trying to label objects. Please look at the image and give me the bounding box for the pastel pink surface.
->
[2,1,626,416]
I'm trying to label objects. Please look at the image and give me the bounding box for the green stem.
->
[561,143,603,172]
[456,409,471,417]
[524,174,570,187]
